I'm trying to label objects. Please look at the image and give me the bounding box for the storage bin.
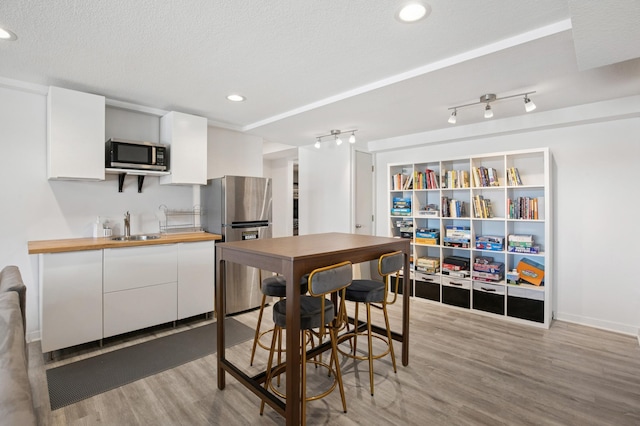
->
[394,276,414,296]
[507,286,544,323]
[472,282,505,315]
[441,277,470,308]
[415,272,440,302]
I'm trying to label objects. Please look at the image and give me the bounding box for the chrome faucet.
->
[124,211,131,237]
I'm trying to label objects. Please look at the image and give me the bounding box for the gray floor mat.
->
[46,318,253,410]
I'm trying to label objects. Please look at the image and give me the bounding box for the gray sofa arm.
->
[0,266,27,334]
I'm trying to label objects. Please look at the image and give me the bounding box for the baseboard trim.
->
[556,312,638,337]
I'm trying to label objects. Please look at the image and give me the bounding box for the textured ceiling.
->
[0,1,639,150]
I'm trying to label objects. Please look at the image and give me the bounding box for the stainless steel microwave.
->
[105,138,168,171]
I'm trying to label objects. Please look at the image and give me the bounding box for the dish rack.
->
[158,205,205,234]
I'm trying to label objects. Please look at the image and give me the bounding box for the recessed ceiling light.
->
[396,2,431,23]
[0,26,17,41]
[226,94,245,102]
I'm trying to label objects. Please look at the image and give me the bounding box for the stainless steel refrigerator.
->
[202,176,272,315]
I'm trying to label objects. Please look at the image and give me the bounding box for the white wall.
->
[298,141,352,235]
[1,84,266,342]
[207,127,264,178]
[371,102,640,336]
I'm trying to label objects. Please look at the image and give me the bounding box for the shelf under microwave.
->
[105,168,171,193]
[105,168,170,176]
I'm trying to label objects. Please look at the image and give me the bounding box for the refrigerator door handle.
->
[226,221,271,229]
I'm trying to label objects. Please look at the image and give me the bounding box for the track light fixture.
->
[447,91,536,124]
[314,129,358,148]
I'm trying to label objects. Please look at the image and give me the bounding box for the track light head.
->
[524,95,537,112]
[314,139,321,149]
[484,104,493,119]
[448,110,457,124]
[349,132,356,143]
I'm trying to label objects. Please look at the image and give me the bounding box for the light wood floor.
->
[27,300,640,425]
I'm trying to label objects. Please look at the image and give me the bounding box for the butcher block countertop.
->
[28,232,222,254]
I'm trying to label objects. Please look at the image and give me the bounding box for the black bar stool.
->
[338,251,403,395]
[260,261,352,425]
[249,273,309,366]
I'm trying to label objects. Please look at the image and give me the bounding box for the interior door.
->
[354,150,373,235]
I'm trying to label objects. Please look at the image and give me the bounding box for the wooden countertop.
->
[28,232,222,254]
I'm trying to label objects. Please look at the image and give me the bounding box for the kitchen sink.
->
[111,234,161,241]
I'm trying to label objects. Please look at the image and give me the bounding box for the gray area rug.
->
[46,318,253,410]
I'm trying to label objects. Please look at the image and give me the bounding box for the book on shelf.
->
[471,166,499,187]
[472,195,493,218]
[508,197,539,219]
[506,167,523,186]
[441,197,465,217]
[488,168,499,186]
[392,173,413,190]
[413,169,440,190]
[403,173,413,190]
[442,169,470,189]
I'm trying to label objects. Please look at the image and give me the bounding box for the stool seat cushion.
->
[273,296,334,330]
[262,274,309,297]
[344,279,385,303]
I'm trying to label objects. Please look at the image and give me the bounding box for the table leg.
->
[284,264,302,425]
[216,257,226,389]
[402,251,410,366]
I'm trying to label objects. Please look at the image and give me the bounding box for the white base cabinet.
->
[40,251,103,353]
[39,241,216,352]
[177,241,215,319]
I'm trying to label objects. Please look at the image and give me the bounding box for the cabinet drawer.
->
[472,282,505,315]
[507,287,544,323]
[103,282,177,338]
[415,272,440,302]
[104,244,177,292]
[442,277,470,308]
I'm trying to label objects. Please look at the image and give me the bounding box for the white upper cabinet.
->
[159,111,207,185]
[47,86,105,180]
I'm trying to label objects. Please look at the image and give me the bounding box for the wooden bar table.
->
[215,232,411,426]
